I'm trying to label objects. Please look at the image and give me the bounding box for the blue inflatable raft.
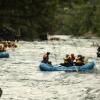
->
[39,59,95,72]
[0,52,9,58]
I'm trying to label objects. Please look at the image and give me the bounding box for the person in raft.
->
[41,52,52,65]
[70,53,75,62]
[97,46,100,57]
[60,54,73,67]
[75,55,85,66]
[0,44,6,52]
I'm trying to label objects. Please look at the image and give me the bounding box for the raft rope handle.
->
[74,66,79,72]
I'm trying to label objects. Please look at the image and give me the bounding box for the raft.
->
[39,59,95,72]
[0,52,9,58]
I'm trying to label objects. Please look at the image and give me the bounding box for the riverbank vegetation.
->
[0,0,100,41]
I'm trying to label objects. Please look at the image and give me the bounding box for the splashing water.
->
[0,36,100,100]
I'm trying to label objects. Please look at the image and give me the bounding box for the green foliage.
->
[0,0,100,40]
[56,0,100,37]
[0,0,59,40]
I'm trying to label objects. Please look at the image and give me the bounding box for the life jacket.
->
[64,58,68,64]
[64,56,71,64]
[0,44,3,49]
[76,59,81,64]
[76,57,82,64]
[0,44,5,51]
[83,57,88,64]
[75,56,84,66]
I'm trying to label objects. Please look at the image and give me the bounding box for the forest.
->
[0,0,100,40]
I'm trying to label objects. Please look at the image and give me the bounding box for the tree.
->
[0,0,59,40]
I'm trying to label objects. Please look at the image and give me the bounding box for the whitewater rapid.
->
[0,36,100,100]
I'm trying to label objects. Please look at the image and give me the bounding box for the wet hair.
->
[77,55,83,60]
[77,55,82,58]
[66,54,69,57]
[47,52,50,54]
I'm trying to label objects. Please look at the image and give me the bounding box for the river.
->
[0,36,100,100]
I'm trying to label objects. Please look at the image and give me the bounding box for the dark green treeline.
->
[57,0,100,37]
[0,0,100,41]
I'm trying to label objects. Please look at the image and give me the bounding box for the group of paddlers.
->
[41,52,88,67]
[41,45,100,66]
[60,54,87,66]
[0,41,17,52]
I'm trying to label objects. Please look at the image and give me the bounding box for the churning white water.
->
[0,36,100,100]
